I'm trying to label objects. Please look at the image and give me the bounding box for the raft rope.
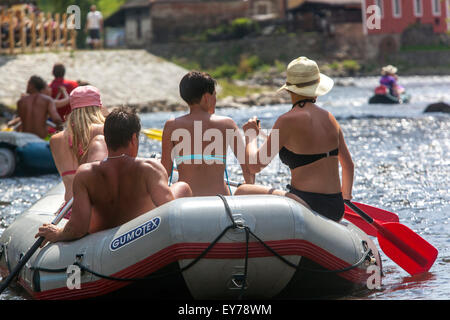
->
[31,195,374,298]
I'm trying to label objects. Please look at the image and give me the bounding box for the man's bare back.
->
[17,93,61,139]
[73,156,174,234]
[36,106,191,247]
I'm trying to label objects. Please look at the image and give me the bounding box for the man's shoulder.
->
[136,158,165,175]
[212,114,237,129]
[77,161,102,175]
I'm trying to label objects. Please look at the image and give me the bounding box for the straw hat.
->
[381,65,398,76]
[277,57,334,97]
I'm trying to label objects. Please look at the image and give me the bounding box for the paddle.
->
[0,198,73,294]
[344,202,399,237]
[344,200,438,276]
[141,128,162,141]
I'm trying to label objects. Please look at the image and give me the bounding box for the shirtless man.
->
[36,107,191,245]
[17,76,63,139]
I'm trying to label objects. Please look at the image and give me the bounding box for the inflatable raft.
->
[0,131,57,178]
[0,183,382,300]
[368,92,411,104]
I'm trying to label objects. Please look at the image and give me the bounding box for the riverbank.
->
[1,49,450,124]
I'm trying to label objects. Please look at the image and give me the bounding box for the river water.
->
[0,76,449,300]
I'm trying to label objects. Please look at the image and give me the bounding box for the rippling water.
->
[1,76,449,300]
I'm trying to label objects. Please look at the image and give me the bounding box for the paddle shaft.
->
[0,198,73,294]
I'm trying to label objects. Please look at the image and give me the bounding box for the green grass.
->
[216,80,264,99]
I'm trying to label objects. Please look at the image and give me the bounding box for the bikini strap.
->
[292,98,316,109]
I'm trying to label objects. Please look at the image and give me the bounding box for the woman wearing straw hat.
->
[379,65,404,97]
[50,85,108,202]
[235,57,354,222]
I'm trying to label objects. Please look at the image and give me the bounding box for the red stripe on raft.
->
[31,239,369,300]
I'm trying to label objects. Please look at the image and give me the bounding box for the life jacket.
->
[375,85,388,95]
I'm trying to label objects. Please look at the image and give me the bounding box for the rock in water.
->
[424,102,450,113]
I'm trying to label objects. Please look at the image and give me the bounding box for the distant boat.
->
[0,131,57,178]
[368,85,411,104]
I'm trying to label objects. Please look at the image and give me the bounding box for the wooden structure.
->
[0,7,77,55]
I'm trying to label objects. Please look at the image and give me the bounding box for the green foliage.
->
[210,64,238,79]
[230,18,259,38]
[216,80,263,99]
[342,60,361,72]
[203,18,260,41]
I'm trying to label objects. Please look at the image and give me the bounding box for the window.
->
[375,0,384,18]
[432,0,441,16]
[392,0,401,17]
[414,0,423,17]
[257,4,268,15]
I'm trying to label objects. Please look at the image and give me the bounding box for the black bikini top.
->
[279,98,338,169]
[279,147,339,169]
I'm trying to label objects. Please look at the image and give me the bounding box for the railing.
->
[0,9,77,55]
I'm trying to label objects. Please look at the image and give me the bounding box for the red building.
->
[362,0,450,35]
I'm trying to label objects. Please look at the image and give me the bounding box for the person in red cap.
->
[49,63,79,121]
[50,85,108,202]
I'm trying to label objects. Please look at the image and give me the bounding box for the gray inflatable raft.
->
[0,183,382,300]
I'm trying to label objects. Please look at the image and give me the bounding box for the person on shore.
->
[234,57,354,222]
[16,75,63,139]
[85,5,103,50]
[49,85,108,202]
[379,65,405,97]
[49,63,79,121]
[36,107,191,246]
[161,71,254,196]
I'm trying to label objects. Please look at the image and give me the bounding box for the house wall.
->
[150,1,250,42]
[363,0,448,35]
[125,8,152,48]
[248,0,286,20]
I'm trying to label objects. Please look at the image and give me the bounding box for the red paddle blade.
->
[348,202,399,223]
[344,210,377,237]
[377,222,438,275]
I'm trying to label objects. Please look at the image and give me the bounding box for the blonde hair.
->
[66,106,105,163]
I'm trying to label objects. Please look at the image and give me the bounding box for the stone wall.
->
[150,1,249,42]
[148,24,366,68]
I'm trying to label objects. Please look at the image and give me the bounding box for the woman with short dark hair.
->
[161,71,253,196]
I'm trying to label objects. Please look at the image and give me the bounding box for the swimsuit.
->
[286,185,344,222]
[61,169,77,177]
[169,154,232,195]
[280,99,344,221]
[60,135,83,177]
[279,147,339,169]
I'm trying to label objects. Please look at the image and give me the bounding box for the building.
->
[104,0,286,47]
[361,0,450,59]
[287,0,362,33]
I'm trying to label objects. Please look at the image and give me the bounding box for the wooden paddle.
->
[0,198,73,294]
[344,200,438,276]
